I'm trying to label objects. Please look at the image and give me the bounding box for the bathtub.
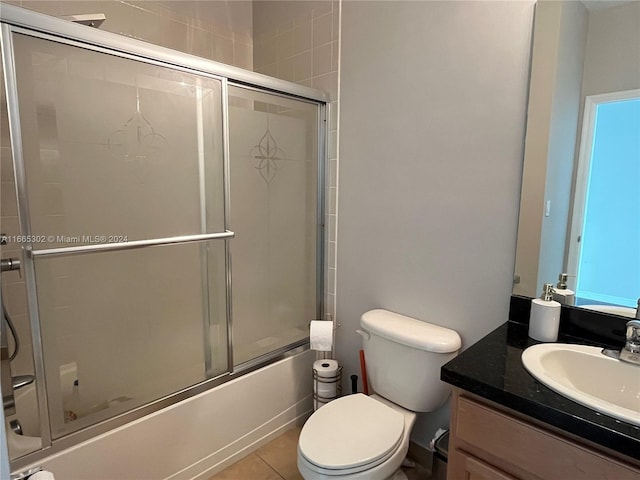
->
[5,382,42,459]
[15,349,314,479]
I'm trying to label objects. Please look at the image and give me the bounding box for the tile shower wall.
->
[1,70,33,380]
[252,1,340,321]
[3,1,253,69]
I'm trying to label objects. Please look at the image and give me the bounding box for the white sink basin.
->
[522,343,640,426]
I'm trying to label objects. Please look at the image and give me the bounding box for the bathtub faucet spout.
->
[12,375,35,391]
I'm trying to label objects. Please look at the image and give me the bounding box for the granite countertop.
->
[441,321,640,461]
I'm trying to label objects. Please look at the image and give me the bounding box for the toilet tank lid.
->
[361,309,461,353]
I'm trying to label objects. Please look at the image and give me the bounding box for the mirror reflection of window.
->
[568,93,640,307]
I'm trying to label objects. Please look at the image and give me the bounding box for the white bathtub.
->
[17,349,314,479]
[5,382,42,459]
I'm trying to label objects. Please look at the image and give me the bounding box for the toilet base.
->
[389,470,408,480]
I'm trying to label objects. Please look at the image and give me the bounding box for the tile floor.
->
[207,426,432,480]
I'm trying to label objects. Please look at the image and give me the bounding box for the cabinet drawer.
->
[455,396,639,480]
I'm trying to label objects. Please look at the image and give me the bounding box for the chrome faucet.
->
[601,319,640,365]
[619,320,640,365]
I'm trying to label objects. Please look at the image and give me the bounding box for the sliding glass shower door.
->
[1,10,325,463]
[228,87,320,366]
[8,33,229,439]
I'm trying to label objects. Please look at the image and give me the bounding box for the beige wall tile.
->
[293,22,312,55]
[312,12,332,47]
[312,1,333,19]
[312,42,331,77]
[161,19,189,53]
[259,62,278,79]
[328,267,336,294]
[0,215,20,237]
[326,292,335,316]
[1,147,14,182]
[4,281,28,316]
[329,101,338,130]
[328,241,336,268]
[255,35,277,67]
[328,159,337,187]
[276,28,294,61]
[293,51,312,82]
[312,72,337,99]
[129,6,165,46]
[331,39,339,72]
[1,181,18,216]
[327,213,336,242]
[234,41,253,71]
[212,24,234,40]
[20,0,61,16]
[277,56,294,83]
[188,26,213,60]
[213,34,234,65]
[328,129,338,159]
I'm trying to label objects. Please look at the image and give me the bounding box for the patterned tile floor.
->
[207,426,433,480]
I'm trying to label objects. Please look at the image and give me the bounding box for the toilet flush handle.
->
[356,329,370,341]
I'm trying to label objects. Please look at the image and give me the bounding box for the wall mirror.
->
[513,0,639,317]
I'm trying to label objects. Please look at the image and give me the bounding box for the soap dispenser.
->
[552,273,575,306]
[529,283,561,342]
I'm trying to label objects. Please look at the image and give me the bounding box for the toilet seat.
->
[299,394,405,475]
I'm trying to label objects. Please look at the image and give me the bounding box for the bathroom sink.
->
[521,343,640,426]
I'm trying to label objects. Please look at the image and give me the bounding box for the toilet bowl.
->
[297,310,461,480]
[297,394,415,480]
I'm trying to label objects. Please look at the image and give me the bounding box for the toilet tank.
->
[360,309,461,412]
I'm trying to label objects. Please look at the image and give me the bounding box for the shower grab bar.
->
[29,231,235,257]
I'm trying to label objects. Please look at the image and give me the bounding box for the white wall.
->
[582,1,640,97]
[336,0,534,447]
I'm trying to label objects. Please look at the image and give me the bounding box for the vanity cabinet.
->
[448,389,640,480]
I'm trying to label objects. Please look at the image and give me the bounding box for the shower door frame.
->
[0,3,327,470]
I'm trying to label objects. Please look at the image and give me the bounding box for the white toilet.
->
[298,309,461,480]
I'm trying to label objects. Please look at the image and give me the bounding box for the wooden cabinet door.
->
[449,451,518,480]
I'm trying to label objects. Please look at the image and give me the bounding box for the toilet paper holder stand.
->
[312,364,342,406]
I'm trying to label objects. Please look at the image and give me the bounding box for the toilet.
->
[298,309,461,480]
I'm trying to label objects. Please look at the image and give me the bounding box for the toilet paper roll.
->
[313,359,339,378]
[313,359,339,409]
[310,320,333,351]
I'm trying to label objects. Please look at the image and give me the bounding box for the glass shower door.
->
[7,32,229,439]
[228,86,321,366]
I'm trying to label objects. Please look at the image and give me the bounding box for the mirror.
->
[513,0,640,316]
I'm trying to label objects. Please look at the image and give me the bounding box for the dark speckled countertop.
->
[441,320,640,462]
